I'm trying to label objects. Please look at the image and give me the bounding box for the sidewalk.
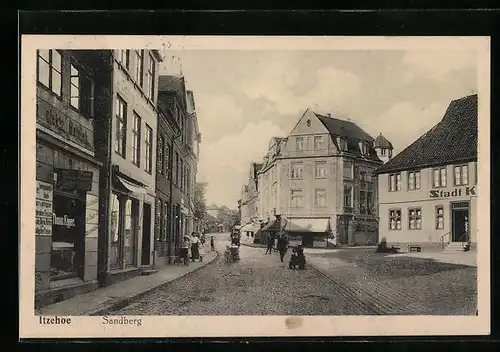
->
[385,249,477,267]
[37,251,219,316]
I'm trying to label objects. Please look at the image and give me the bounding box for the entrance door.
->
[141,203,152,265]
[451,202,469,242]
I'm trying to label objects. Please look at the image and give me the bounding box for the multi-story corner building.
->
[157,75,201,254]
[375,94,478,252]
[35,50,104,308]
[94,49,163,286]
[258,109,392,247]
[239,162,263,239]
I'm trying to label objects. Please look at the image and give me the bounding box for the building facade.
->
[95,49,163,286]
[157,75,200,254]
[35,50,103,308]
[375,94,478,252]
[256,109,390,247]
[240,162,263,240]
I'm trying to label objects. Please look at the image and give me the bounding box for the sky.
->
[158,48,477,209]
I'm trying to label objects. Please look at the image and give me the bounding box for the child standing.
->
[198,238,205,262]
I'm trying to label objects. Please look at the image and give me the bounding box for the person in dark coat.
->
[277,234,289,262]
[265,234,274,254]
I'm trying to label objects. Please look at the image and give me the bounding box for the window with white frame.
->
[132,112,142,166]
[115,96,127,157]
[435,206,444,229]
[70,64,80,109]
[338,137,348,151]
[433,167,447,188]
[389,209,402,230]
[314,136,324,150]
[315,161,326,178]
[343,160,353,179]
[291,163,303,179]
[454,164,469,186]
[291,189,303,207]
[296,137,304,151]
[37,50,62,96]
[408,170,421,190]
[134,50,144,86]
[148,53,156,101]
[343,184,353,207]
[315,189,327,207]
[408,207,422,230]
[145,124,153,173]
[119,50,130,70]
[389,173,402,191]
[157,136,164,174]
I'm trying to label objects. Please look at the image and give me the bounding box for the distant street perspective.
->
[111,232,476,316]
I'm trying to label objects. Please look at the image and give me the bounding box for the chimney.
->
[327,113,331,117]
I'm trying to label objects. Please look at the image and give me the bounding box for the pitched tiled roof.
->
[375,94,478,174]
[373,133,393,149]
[316,113,381,161]
[316,114,374,142]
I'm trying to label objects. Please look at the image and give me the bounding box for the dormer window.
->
[337,137,348,151]
[359,141,370,155]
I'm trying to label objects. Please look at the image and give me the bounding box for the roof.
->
[315,113,380,160]
[375,94,478,174]
[316,114,374,142]
[158,75,187,112]
[373,133,393,149]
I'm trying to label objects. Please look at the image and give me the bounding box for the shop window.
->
[433,167,447,188]
[109,193,123,268]
[37,49,62,97]
[132,112,142,166]
[389,173,402,192]
[408,207,422,230]
[145,124,153,173]
[408,170,421,190]
[115,96,127,157]
[119,50,130,70]
[454,164,469,186]
[315,161,326,178]
[389,209,402,230]
[296,137,304,151]
[50,194,84,280]
[436,206,444,230]
[124,198,139,266]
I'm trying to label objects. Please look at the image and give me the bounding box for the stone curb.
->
[88,251,220,316]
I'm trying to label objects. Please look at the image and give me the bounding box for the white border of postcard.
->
[20,35,491,338]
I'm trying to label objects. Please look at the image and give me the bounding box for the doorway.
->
[141,203,152,266]
[451,202,469,242]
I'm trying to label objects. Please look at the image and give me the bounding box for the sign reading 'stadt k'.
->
[429,187,476,199]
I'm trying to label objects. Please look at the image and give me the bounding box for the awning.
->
[284,218,330,233]
[261,216,288,232]
[116,176,147,195]
[240,223,260,233]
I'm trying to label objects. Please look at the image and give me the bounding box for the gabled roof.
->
[375,94,478,174]
[373,133,393,149]
[316,114,374,142]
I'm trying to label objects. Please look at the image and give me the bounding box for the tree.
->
[193,182,207,227]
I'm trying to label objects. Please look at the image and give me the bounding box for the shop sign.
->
[85,194,99,237]
[36,100,93,150]
[429,186,476,199]
[36,181,53,236]
[52,214,76,228]
[56,169,93,192]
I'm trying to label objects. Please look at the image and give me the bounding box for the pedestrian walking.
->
[210,236,215,252]
[265,234,273,254]
[278,234,289,263]
[190,232,200,262]
[198,238,205,262]
[180,236,190,265]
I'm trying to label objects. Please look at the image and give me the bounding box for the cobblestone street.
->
[112,234,477,316]
[113,234,378,316]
